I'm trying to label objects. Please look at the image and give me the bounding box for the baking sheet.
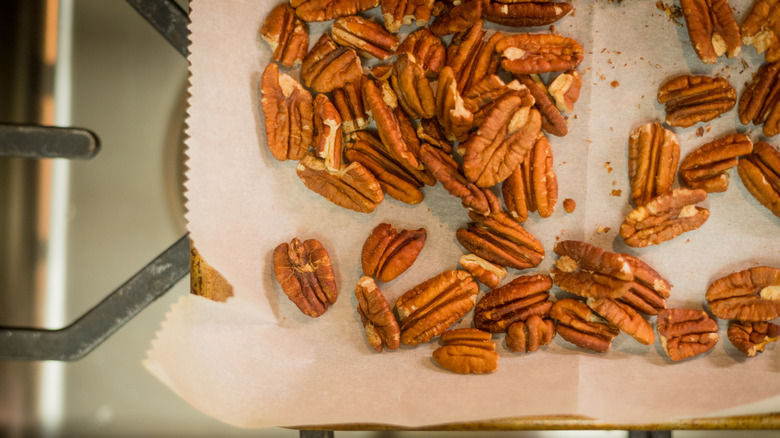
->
[145,0,780,428]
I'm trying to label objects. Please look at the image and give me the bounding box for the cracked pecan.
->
[680,0,741,64]
[482,0,572,27]
[456,209,545,270]
[741,0,780,62]
[435,66,474,142]
[313,94,344,171]
[416,118,453,153]
[502,133,558,221]
[657,308,719,361]
[551,298,620,353]
[332,15,400,60]
[706,266,780,322]
[260,63,313,162]
[301,34,363,93]
[432,328,498,374]
[619,188,710,248]
[548,69,582,113]
[296,151,384,213]
[292,0,380,22]
[355,276,400,351]
[473,274,553,333]
[273,237,338,317]
[586,298,654,345]
[506,315,556,353]
[362,223,426,282]
[728,321,780,357]
[419,143,490,214]
[517,74,568,137]
[430,0,481,36]
[657,75,736,128]
[332,80,370,134]
[382,0,434,32]
[497,33,584,75]
[391,53,436,119]
[628,122,680,207]
[680,133,753,193]
[459,253,506,289]
[738,141,780,218]
[738,61,780,136]
[260,3,308,67]
[397,27,446,77]
[396,270,479,345]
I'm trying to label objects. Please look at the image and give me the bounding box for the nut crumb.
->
[611,189,622,197]
[610,80,620,88]
[563,198,576,213]
[612,180,617,186]
[604,162,613,173]
[696,126,704,137]
[597,226,612,234]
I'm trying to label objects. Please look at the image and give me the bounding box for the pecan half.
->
[432,328,498,374]
[396,270,479,345]
[435,66,474,142]
[332,80,370,134]
[517,74,568,137]
[461,90,541,188]
[586,298,654,345]
[551,298,620,353]
[482,0,573,27]
[430,0,481,36]
[260,3,308,67]
[628,122,680,207]
[416,118,453,153]
[456,210,545,270]
[351,130,435,187]
[382,0,434,33]
[505,315,556,353]
[728,321,780,357]
[496,34,584,75]
[313,94,344,171]
[502,133,558,221]
[391,53,436,119]
[657,308,719,361]
[419,143,490,214]
[679,133,753,192]
[706,266,780,322]
[273,237,338,317]
[301,34,363,93]
[474,274,553,333]
[260,63,313,161]
[296,151,384,213]
[397,27,446,77]
[355,276,401,351]
[447,25,504,95]
[657,75,736,128]
[619,188,710,248]
[738,141,780,218]
[680,0,741,64]
[741,0,780,62]
[459,254,506,289]
[362,223,426,282]
[332,15,400,60]
[548,70,582,113]
[738,61,780,136]
[462,75,524,129]
[292,0,381,22]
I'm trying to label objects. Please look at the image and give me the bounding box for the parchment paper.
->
[145,0,780,428]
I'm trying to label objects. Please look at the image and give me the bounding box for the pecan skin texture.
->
[459,254,506,289]
[482,1,572,27]
[680,133,752,193]
[361,223,426,282]
[292,0,380,22]
[657,75,736,128]
[741,0,780,62]
[397,27,446,77]
[738,61,780,137]
[416,118,453,153]
[355,276,400,351]
[446,24,503,95]
[657,308,719,361]
[382,0,434,33]
[391,53,436,119]
[496,33,584,75]
[586,298,654,345]
[473,274,553,333]
[260,63,313,162]
[430,0,481,36]
[301,34,363,93]
[435,66,474,142]
[680,0,741,64]
[728,321,780,357]
[463,75,524,130]
[502,133,558,221]
[332,81,370,134]
[456,209,545,270]
[396,270,479,345]
[517,74,568,137]
[313,94,344,171]
[706,266,780,322]
[432,328,498,374]
[273,238,338,318]
[419,144,490,214]
[296,152,384,213]
[738,141,780,218]
[332,15,400,60]
[506,315,556,353]
[628,122,680,207]
[260,3,308,67]
[619,188,710,248]
[551,298,620,353]
[548,69,582,113]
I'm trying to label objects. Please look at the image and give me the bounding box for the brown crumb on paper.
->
[604,162,613,173]
[610,80,620,88]
[611,189,622,197]
[597,226,611,234]
[563,198,576,213]
[655,1,683,26]
[696,126,704,137]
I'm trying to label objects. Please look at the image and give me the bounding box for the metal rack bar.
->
[0,123,99,159]
[125,0,189,57]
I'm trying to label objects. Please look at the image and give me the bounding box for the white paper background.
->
[145,0,780,428]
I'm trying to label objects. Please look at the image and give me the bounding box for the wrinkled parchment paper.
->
[144,0,780,428]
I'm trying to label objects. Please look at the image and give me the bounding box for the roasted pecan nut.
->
[382,0,434,33]
[619,188,710,248]
[516,74,567,137]
[473,274,553,333]
[273,237,338,317]
[260,3,308,67]
[332,81,371,134]
[459,253,506,289]
[728,321,780,357]
[586,298,654,345]
[456,210,545,270]
[741,0,780,62]
[502,133,558,221]
[738,141,780,218]
[260,63,314,161]
[496,34,584,75]
[313,94,344,171]
[551,298,620,353]
[432,328,498,374]
[332,15,400,60]
[657,75,736,128]
[292,0,380,22]
[505,315,556,353]
[351,130,435,187]
[738,61,780,136]
[706,266,780,322]
[345,134,425,204]
[430,0,481,36]
[462,75,524,129]
[355,276,401,351]
[618,253,671,316]
[397,27,446,77]
[657,308,719,361]
[628,122,680,207]
[296,151,384,213]
[548,70,582,113]
[680,0,741,64]
[679,133,753,192]
[362,223,426,282]
[446,25,503,95]
[391,53,436,119]
[482,0,572,27]
[416,118,453,153]
[396,270,479,345]
[435,66,474,142]
[301,34,363,93]
[419,143,490,214]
